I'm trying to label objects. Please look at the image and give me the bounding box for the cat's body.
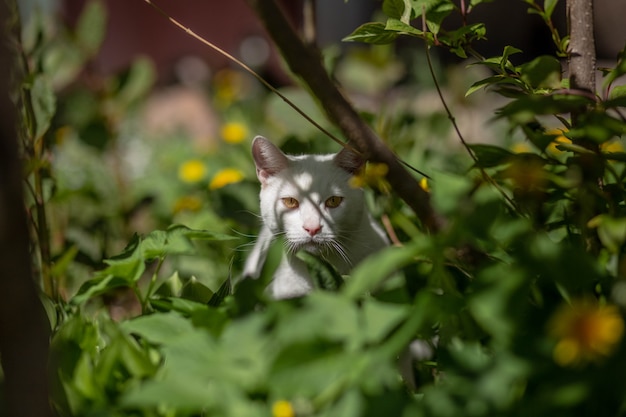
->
[243,136,389,299]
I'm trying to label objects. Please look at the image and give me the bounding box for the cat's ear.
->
[334,146,364,175]
[252,136,290,184]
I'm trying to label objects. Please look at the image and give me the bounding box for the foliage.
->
[7,0,626,416]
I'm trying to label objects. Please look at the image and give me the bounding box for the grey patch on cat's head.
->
[252,136,290,184]
[334,145,364,175]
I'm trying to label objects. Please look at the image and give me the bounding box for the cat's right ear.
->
[252,136,290,185]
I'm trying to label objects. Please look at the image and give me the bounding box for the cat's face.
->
[252,136,365,256]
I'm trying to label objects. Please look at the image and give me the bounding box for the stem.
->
[142,256,165,313]
[33,165,54,298]
[527,1,565,56]
[420,9,520,214]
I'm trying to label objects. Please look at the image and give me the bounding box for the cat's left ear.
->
[334,146,364,175]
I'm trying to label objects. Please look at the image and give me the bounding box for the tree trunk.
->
[567,0,596,95]
[0,1,53,416]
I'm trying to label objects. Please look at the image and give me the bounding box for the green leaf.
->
[121,311,197,345]
[466,75,518,96]
[544,0,558,18]
[343,22,399,44]
[94,322,157,390]
[208,277,232,307]
[384,18,425,37]
[75,0,107,56]
[468,264,526,345]
[498,94,591,123]
[115,57,157,107]
[181,276,214,303]
[588,215,626,253]
[602,45,626,89]
[468,144,514,168]
[424,1,455,35]
[567,111,626,143]
[71,275,137,305]
[383,0,413,21]
[29,75,57,138]
[272,292,360,346]
[141,224,237,260]
[298,251,344,291]
[501,45,524,70]
[360,299,409,344]
[151,296,208,315]
[608,84,626,101]
[344,241,424,298]
[518,55,562,89]
[318,389,364,417]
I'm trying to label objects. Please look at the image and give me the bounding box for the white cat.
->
[243,136,389,299]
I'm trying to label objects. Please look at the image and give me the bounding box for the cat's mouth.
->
[303,241,323,253]
[290,237,327,254]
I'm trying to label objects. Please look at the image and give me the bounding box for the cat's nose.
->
[303,224,322,236]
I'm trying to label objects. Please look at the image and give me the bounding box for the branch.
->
[246,0,445,233]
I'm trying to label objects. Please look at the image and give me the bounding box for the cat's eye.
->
[325,196,343,208]
[281,197,299,209]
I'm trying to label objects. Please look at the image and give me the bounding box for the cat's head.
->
[252,136,366,255]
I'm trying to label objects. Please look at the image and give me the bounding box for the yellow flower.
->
[601,139,624,154]
[173,195,203,213]
[220,122,248,144]
[272,400,295,417]
[505,157,546,192]
[419,177,430,193]
[548,298,624,366]
[213,69,246,105]
[209,168,245,190]
[350,162,390,192]
[178,160,207,183]
[546,128,571,156]
[511,142,532,154]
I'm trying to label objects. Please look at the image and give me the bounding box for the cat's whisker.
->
[330,240,353,267]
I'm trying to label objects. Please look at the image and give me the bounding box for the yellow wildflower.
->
[601,139,624,154]
[511,142,532,154]
[209,168,245,190]
[173,195,203,213]
[213,69,246,105]
[178,160,207,183]
[505,157,546,192]
[548,298,624,366]
[350,162,390,193]
[220,122,248,144]
[272,400,295,417]
[546,128,571,156]
[419,177,430,193]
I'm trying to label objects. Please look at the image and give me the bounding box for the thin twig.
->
[420,7,520,213]
[381,214,402,246]
[142,0,357,154]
